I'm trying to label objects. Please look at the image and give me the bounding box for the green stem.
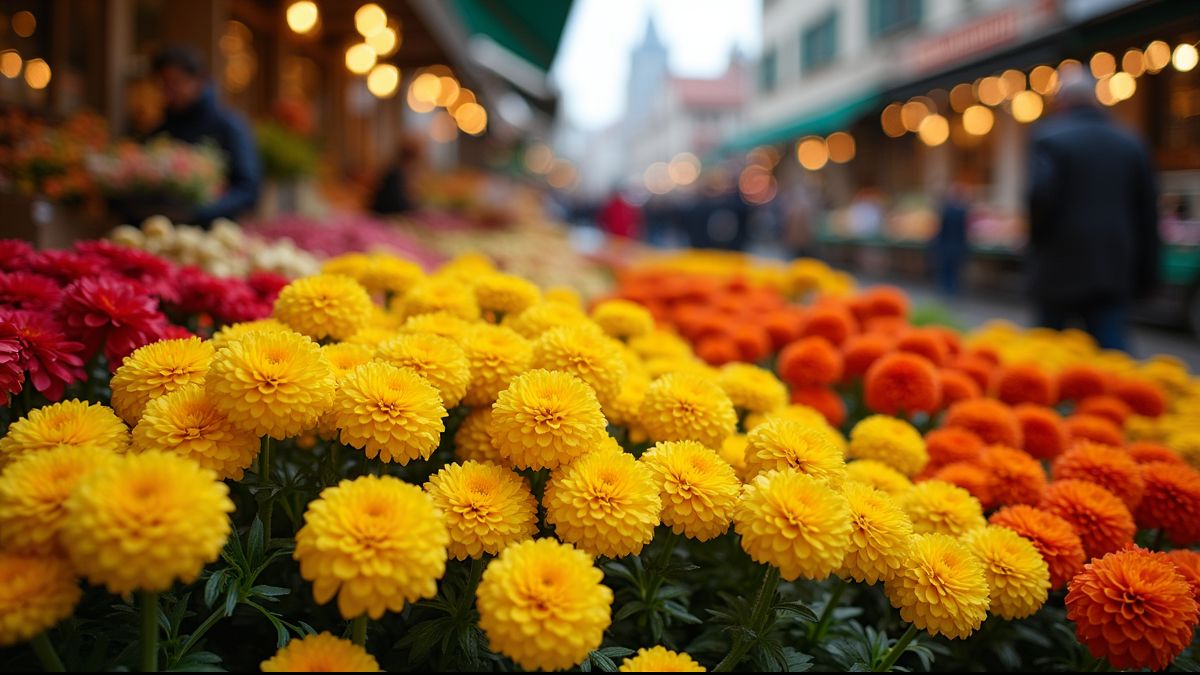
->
[875,623,919,672]
[30,633,65,672]
[654,529,680,571]
[259,436,273,539]
[173,605,227,667]
[140,591,160,672]
[808,578,848,643]
[712,565,781,672]
[1150,528,1166,551]
[350,615,368,647]
[467,556,487,591]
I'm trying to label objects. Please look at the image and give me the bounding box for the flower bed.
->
[1,240,1198,673]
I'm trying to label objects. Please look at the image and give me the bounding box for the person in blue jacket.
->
[152,46,261,226]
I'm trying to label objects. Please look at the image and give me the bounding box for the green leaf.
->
[662,600,702,624]
[203,570,227,609]
[603,561,637,585]
[774,601,818,624]
[247,518,265,566]
[614,601,646,622]
[597,647,634,658]
[249,585,291,598]
[591,652,619,672]
[783,648,814,672]
[222,587,239,618]
[649,611,665,642]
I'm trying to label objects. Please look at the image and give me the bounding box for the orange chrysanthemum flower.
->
[1066,548,1198,671]
[854,286,909,322]
[864,316,908,337]
[1163,550,1200,602]
[896,329,949,367]
[777,337,843,388]
[840,333,894,381]
[1135,462,1200,546]
[1113,378,1167,418]
[938,369,981,408]
[1075,396,1132,427]
[1064,414,1125,447]
[730,323,773,363]
[1014,404,1068,460]
[789,387,846,428]
[946,354,994,392]
[1040,480,1135,559]
[928,462,992,507]
[924,427,984,470]
[990,504,1085,590]
[800,304,857,346]
[694,336,740,366]
[964,345,1001,366]
[1052,441,1144,510]
[863,352,941,416]
[980,445,1047,508]
[1128,441,1186,466]
[993,363,1057,407]
[944,398,1023,447]
[1056,364,1110,403]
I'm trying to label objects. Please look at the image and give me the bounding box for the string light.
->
[961,105,994,136]
[1144,41,1171,72]
[286,1,319,34]
[1108,71,1136,101]
[1121,48,1145,77]
[0,51,21,79]
[826,132,856,163]
[366,64,399,98]
[23,58,50,89]
[1029,65,1058,95]
[344,43,376,74]
[1090,51,1116,78]
[1010,90,1044,123]
[354,4,387,37]
[917,114,949,147]
[1173,43,1199,73]
[796,136,829,170]
[668,153,701,185]
[900,99,930,132]
[880,103,905,137]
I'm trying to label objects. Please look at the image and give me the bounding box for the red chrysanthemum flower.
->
[0,310,85,401]
[927,326,962,357]
[246,270,290,304]
[59,276,167,367]
[28,249,107,284]
[938,368,982,408]
[840,333,894,381]
[924,427,984,470]
[0,333,25,404]
[762,309,805,350]
[174,267,269,324]
[928,462,993,507]
[1040,479,1136,559]
[1056,364,1110,403]
[0,239,34,272]
[944,398,1023,447]
[1075,395,1132,427]
[1128,441,1186,466]
[1136,462,1200,546]
[0,272,62,310]
[896,328,949,366]
[994,362,1058,407]
[74,240,178,303]
[1112,378,1167,418]
[863,316,908,337]
[990,504,1085,590]
[1014,404,1068,460]
[853,286,909,322]
[863,352,941,416]
[981,445,1047,508]
[1052,441,1144,510]
[160,324,195,340]
[1066,548,1198,671]
[730,323,772,362]
[799,304,857,346]
[1163,550,1200,603]
[946,354,994,392]
[1064,414,1125,448]
[789,386,846,427]
[778,336,843,388]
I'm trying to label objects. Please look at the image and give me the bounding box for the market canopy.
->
[450,0,574,73]
[719,90,882,154]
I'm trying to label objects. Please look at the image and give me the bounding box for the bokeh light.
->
[1144,40,1171,72]
[1121,48,1145,77]
[453,102,487,135]
[976,76,1005,106]
[434,76,460,107]
[668,152,701,185]
[23,58,49,89]
[0,50,21,79]
[1090,51,1116,78]
[644,161,672,194]
[366,64,399,98]
[826,131,856,164]
[354,4,387,37]
[796,136,829,170]
[410,72,441,103]
[366,27,397,56]
[286,1,319,34]
[12,11,35,38]
[428,111,458,143]
[1029,65,1058,95]
[949,83,975,113]
[1010,90,1043,123]
[1001,69,1026,98]
[1173,43,1199,73]
[900,99,930,132]
[881,103,905,137]
[1108,71,1136,101]
[917,114,949,146]
[524,143,554,174]
[1095,76,1118,107]
[962,105,994,136]
[345,43,376,74]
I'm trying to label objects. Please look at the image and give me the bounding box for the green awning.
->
[451,0,574,72]
[721,90,881,153]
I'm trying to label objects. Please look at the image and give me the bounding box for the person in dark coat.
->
[370,135,425,216]
[1026,69,1160,351]
[932,182,971,296]
[152,46,262,225]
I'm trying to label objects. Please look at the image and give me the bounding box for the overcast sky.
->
[551,0,761,131]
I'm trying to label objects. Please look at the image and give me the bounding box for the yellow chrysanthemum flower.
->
[718,363,788,414]
[963,525,1049,619]
[844,460,913,498]
[0,552,80,647]
[109,337,213,424]
[643,356,718,380]
[0,445,117,554]
[545,450,662,557]
[206,329,335,439]
[394,277,480,321]
[461,324,532,407]
[323,251,424,296]
[273,274,374,341]
[501,301,588,339]
[641,441,740,541]
[131,384,260,480]
[591,299,655,341]
[475,273,542,316]
[902,480,986,537]
[476,538,612,672]
[62,451,233,594]
[605,368,650,427]
[619,646,707,672]
[744,418,846,485]
[848,415,928,477]
[734,468,852,581]
[399,311,474,344]
[640,372,737,449]
[376,333,470,408]
[531,324,627,405]
[208,318,290,351]
[332,362,446,464]
[885,533,990,639]
[424,461,537,560]
[745,404,830,432]
[628,329,693,361]
[320,342,375,381]
[720,433,750,480]
[0,399,129,466]
[490,369,606,470]
[544,285,583,307]
[454,407,506,465]
[261,632,381,672]
[295,475,448,619]
[438,252,495,280]
[343,325,397,349]
[838,482,915,585]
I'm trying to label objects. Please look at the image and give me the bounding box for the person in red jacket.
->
[598,190,642,240]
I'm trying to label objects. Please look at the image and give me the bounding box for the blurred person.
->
[932,181,971,297]
[152,46,261,225]
[597,189,642,240]
[1026,69,1159,352]
[370,134,426,216]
